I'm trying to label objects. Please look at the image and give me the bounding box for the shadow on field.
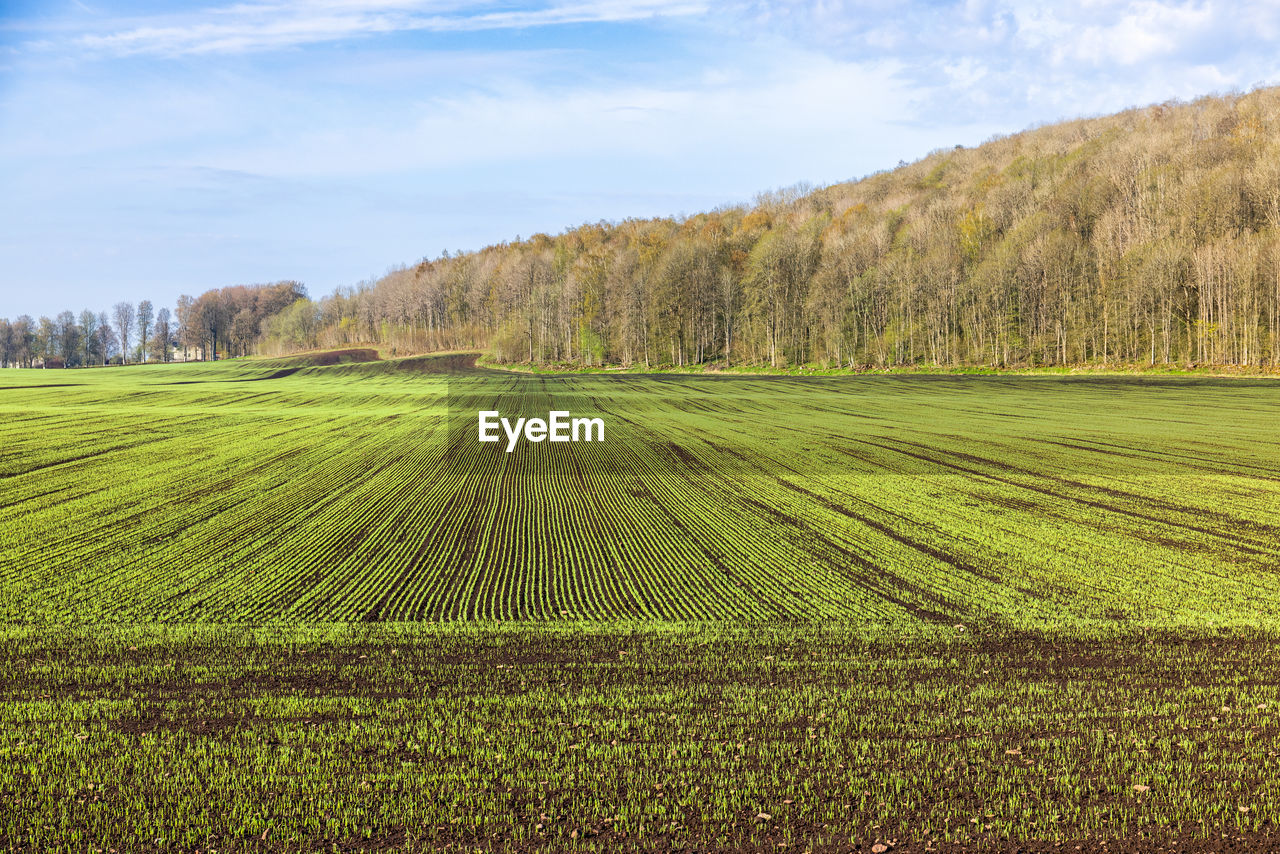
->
[157,348,384,384]
[0,383,83,390]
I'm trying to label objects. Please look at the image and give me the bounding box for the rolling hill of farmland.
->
[3,354,1279,626]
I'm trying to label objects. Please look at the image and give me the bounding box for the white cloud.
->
[724,1,1280,123]
[62,0,707,57]
[1058,1,1215,67]
[182,48,917,186]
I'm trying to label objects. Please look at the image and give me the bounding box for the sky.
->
[1,0,1277,319]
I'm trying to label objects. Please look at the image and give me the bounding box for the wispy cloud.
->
[58,1,706,57]
[196,49,914,181]
[726,1,1280,120]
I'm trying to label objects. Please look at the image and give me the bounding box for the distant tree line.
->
[10,89,1280,372]
[260,87,1280,369]
[1,282,305,368]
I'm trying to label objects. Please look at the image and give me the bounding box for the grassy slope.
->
[3,356,1280,625]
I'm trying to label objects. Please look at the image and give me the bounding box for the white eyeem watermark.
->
[478,410,605,453]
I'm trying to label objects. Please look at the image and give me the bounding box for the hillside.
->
[261,87,1280,370]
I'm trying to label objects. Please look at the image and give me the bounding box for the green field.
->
[4,355,1280,851]
[4,355,1280,625]
[6,623,1280,853]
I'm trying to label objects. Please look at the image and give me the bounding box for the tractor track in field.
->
[0,383,83,390]
[737,494,955,623]
[855,436,1280,557]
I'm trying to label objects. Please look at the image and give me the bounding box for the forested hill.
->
[262,86,1280,370]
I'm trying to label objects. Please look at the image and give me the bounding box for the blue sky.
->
[2,0,1277,319]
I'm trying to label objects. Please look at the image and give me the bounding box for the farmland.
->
[6,622,1280,853]
[3,354,1280,851]
[3,354,1280,625]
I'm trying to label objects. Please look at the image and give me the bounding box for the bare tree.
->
[55,310,80,366]
[96,311,111,365]
[99,322,119,365]
[113,302,135,364]
[80,310,99,366]
[175,295,194,361]
[36,316,55,367]
[13,316,35,368]
[0,319,13,368]
[136,300,153,363]
[154,307,172,363]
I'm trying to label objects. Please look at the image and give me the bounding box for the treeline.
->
[176,282,305,361]
[1,282,304,368]
[0,304,168,369]
[262,86,1280,369]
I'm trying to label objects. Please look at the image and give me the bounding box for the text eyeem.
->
[478,410,605,453]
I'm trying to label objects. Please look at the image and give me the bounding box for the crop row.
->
[2,360,1279,624]
[2,622,1278,851]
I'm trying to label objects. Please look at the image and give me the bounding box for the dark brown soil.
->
[391,353,480,373]
[294,348,381,366]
